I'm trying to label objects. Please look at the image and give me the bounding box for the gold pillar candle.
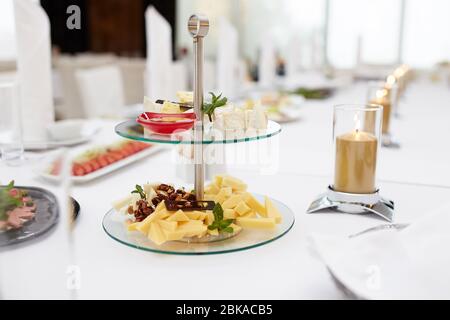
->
[334,130,378,194]
[368,89,391,134]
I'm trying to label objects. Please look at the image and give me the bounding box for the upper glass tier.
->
[115,120,281,145]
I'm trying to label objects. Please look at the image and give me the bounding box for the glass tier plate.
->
[115,120,281,144]
[102,194,295,255]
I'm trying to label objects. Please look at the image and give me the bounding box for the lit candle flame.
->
[376,88,387,99]
[386,75,396,88]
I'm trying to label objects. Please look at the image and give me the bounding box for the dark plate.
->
[0,186,59,247]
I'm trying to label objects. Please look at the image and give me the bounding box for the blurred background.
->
[0,0,449,119]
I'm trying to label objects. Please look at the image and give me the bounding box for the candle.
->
[368,88,391,134]
[334,125,378,194]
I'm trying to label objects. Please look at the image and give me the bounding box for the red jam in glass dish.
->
[136,112,196,135]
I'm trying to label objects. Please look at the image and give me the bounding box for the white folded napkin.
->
[217,18,238,99]
[285,35,302,79]
[145,6,174,100]
[14,0,54,141]
[75,65,124,118]
[310,203,450,299]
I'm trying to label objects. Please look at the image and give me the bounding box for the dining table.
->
[1,75,449,299]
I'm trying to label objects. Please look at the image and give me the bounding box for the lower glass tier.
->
[115,120,281,145]
[102,194,295,255]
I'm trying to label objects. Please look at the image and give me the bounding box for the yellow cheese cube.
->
[203,194,216,202]
[243,193,267,217]
[167,210,190,222]
[207,228,219,236]
[236,217,277,229]
[214,187,232,204]
[222,176,247,192]
[195,211,208,221]
[265,196,282,223]
[224,208,237,219]
[205,211,214,225]
[157,220,178,231]
[148,222,167,245]
[222,194,244,209]
[214,175,224,187]
[205,183,220,195]
[112,195,133,211]
[234,201,251,216]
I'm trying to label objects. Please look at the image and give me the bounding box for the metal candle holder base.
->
[307,186,394,222]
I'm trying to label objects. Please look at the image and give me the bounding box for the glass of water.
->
[0,81,24,165]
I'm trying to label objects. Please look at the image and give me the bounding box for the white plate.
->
[24,121,101,151]
[37,144,165,184]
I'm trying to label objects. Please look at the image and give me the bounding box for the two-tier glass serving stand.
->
[102,14,295,255]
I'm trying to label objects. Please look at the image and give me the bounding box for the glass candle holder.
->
[333,104,382,194]
[366,81,397,135]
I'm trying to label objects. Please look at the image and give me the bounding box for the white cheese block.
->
[223,109,246,130]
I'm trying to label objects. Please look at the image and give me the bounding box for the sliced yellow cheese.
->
[112,195,133,211]
[224,208,237,219]
[222,194,244,209]
[221,176,247,192]
[234,201,251,216]
[167,210,189,222]
[178,221,207,237]
[195,211,208,221]
[185,211,201,220]
[240,210,256,218]
[178,220,204,227]
[243,192,267,217]
[157,219,178,231]
[162,228,186,241]
[126,221,140,231]
[236,217,277,229]
[264,196,282,223]
[135,205,169,234]
[148,222,167,245]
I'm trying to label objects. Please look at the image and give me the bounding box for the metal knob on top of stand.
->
[188,14,209,200]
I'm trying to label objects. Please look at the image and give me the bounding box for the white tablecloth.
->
[1,78,449,299]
